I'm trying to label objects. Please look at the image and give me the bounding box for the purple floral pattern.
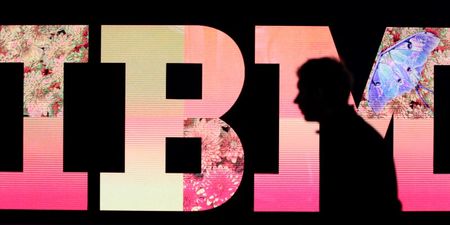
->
[0,25,88,117]
[183,118,244,211]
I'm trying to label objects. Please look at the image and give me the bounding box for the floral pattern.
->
[183,118,244,211]
[358,27,450,118]
[0,25,88,117]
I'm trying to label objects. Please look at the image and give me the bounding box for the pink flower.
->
[184,166,242,211]
[221,134,244,164]
[203,166,242,208]
[183,119,244,210]
[183,174,208,211]
[0,25,88,117]
[185,118,222,170]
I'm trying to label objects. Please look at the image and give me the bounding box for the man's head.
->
[294,57,353,121]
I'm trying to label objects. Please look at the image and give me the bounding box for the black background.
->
[1,10,450,225]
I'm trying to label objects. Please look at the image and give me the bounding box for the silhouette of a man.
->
[294,57,402,222]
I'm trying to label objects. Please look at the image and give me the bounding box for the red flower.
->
[73,44,83,52]
[74,41,88,52]
[24,66,32,73]
[49,82,61,90]
[83,27,89,37]
[435,40,450,52]
[424,28,440,37]
[52,101,60,116]
[41,68,52,76]
[392,32,401,42]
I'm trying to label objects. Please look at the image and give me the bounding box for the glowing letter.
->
[100,26,245,211]
[254,26,339,211]
[0,25,88,210]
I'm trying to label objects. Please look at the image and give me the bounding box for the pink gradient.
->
[184,26,245,118]
[255,119,319,211]
[254,26,339,211]
[124,117,184,169]
[183,26,245,211]
[363,118,450,211]
[355,27,450,211]
[100,26,245,211]
[394,119,450,211]
[0,118,87,210]
[254,26,450,212]
[255,26,339,118]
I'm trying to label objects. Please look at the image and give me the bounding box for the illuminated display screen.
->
[358,27,450,211]
[100,26,244,211]
[254,26,450,212]
[254,26,330,211]
[0,21,450,224]
[0,25,88,210]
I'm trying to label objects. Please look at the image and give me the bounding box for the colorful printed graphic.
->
[255,26,450,212]
[183,118,243,211]
[100,26,245,211]
[0,25,88,210]
[358,28,450,210]
[1,25,449,212]
[0,25,88,117]
[359,28,450,118]
[254,26,339,211]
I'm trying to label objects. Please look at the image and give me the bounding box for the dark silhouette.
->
[294,57,402,223]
